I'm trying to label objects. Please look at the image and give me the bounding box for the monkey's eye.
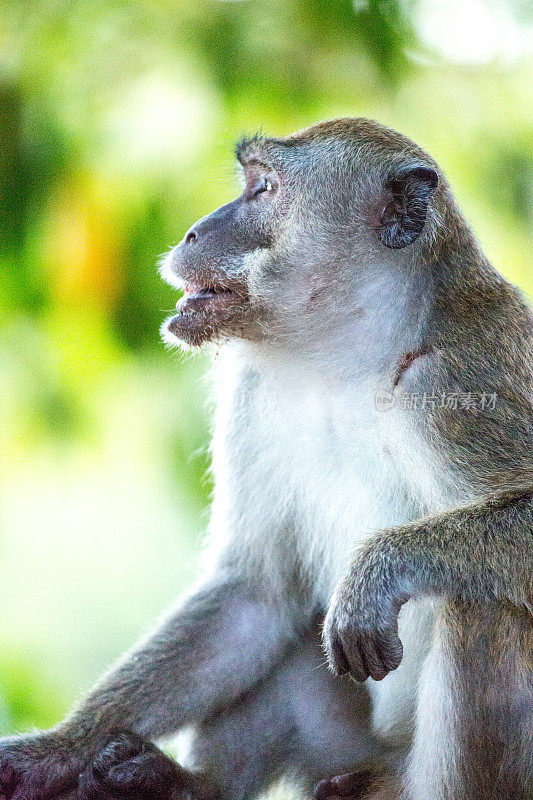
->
[252,177,275,198]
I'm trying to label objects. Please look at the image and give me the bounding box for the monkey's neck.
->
[241,261,434,390]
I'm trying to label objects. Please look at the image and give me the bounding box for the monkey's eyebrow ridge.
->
[234,135,278,172]
[234,134,263,164]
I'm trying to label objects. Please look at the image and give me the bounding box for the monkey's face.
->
[160,144,287,348]
[161,120,439,350]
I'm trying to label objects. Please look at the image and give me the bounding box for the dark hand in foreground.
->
[0,729,218,800]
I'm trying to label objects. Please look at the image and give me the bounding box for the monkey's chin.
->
[161,312,218,349]
[161,287,242,348]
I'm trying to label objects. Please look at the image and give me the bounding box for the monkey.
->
[0,118,531,800]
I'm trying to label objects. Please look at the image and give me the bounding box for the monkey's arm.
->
[0,359,311,799]
[0,565,309,800]
[324,489,533,682]
[67,569,307,739]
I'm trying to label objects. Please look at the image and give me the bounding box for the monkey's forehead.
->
[234,118,434,169]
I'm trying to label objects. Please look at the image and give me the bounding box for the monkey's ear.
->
[377,165,438,249]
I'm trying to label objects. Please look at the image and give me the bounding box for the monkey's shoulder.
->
[396,338,533,492]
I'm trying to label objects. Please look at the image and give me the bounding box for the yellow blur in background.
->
[0,0,531,732]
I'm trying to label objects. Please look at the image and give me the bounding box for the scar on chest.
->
[393,347,431,388]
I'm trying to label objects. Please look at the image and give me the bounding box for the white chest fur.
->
[267,382,449,740]
[240,359,452,605]
[212,346,461,741]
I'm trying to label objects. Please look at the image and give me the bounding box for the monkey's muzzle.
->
[166,278,248,345]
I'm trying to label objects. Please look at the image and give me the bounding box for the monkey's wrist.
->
[344,540,414,621]
[51,715,118,757]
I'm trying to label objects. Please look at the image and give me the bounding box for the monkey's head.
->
[160,118,440,350]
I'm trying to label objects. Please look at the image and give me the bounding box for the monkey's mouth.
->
[175,282,236,316]
[165,280,247,345]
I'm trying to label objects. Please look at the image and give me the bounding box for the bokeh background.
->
[0,0,531,734]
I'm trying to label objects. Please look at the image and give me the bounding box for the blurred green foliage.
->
[0,0,531,734]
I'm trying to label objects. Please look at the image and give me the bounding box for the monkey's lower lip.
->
[166,283,242,342]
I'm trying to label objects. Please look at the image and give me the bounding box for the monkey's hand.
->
[323,540,409,682]
[78,731,219,800]
[0,729,218,800]
[0,728,90,800]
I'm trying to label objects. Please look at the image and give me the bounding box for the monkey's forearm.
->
[63,577,305,742]
[367,489,533,607]
[325,489,532,682]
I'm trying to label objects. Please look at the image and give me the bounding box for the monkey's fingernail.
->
[349,665,368,683]
[314,780,341,800]
[313,779,330,799]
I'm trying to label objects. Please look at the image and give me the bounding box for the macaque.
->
[0,118,531,800]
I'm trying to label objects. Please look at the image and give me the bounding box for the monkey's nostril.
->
[185,230,198,244]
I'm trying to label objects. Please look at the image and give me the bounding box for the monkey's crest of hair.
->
[237,118,439,168]
[234,132,265,163]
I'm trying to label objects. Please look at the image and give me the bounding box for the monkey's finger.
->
[106,753,174,789]
[87,755,178,800]
[328,770,376,796]
[313,778,334,800]
[358,635,388,682]
[91,732,141,774]
[79,765,115,799]
[375,633,403,673]
[339,636,368,683]
[314,778,348,800]
[326,634,350,676]
[314,769,378,800]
